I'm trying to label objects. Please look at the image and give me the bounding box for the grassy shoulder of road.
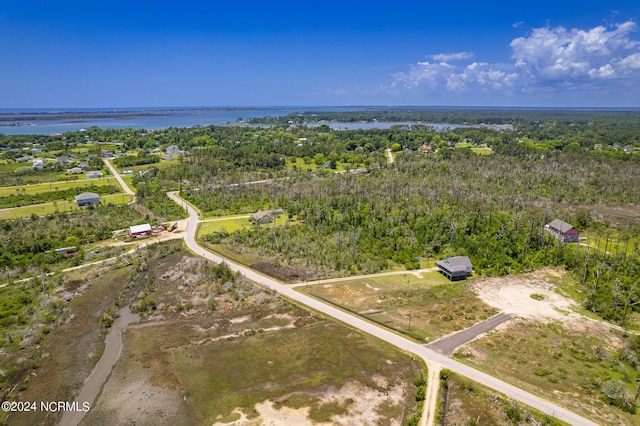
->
[437,370,567,425]
[456,318,640,425]
[0,194,133,219]
[298,275,497,341]
[0,177,119,197]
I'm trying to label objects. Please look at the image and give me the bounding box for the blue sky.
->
[1,0,639,108]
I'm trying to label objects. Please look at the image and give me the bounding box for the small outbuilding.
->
[436,256,473,281]
[75,192,101,206]
[129,223,152,239]
[545,219,579,243]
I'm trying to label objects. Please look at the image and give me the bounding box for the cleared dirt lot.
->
[460,269,639,425]
[471,268,578,322]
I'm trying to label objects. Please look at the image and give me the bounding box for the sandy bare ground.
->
[470,268,627,347]
[422,363,440,426]
[212,378,407,426]
[470,269,578,323]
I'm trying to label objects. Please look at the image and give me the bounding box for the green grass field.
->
[0,193,133,219]
[0,162,27,172]
[197,214,289,236]
[579,230,640,257]
[167,321,421,424]
[299,273,494,341]
[459,320,638,425]
[110,159,179,174]
[471,147,493,155]
[197,215,252,235]
[286,157,316,171]
[0,177,119,197]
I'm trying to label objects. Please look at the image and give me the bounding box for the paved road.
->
[166,191,599,426]
[102,158,135,195]
[427,312,513,355]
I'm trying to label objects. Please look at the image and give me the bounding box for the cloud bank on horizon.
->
[340,20,640,104]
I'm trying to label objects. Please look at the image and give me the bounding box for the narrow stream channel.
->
[58,306,139,426]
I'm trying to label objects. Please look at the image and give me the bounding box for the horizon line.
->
[2,105,640,111]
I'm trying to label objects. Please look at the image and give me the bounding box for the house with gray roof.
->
[436,256,473,281]
[75,192,101,206]
[250,209,284,225]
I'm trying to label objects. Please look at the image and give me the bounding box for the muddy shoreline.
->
[59,307,139,426]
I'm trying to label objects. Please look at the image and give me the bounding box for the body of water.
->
[0,107,305,135]
[0,106,513,135]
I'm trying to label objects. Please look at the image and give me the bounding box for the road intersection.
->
[166,191,598,426]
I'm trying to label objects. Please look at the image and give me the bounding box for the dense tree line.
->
[194,150,640,323]
[0,205,145,270]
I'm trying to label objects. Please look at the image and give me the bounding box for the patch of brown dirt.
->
[213,379,407,426]
[251,262,311,282]
[471,268,625,348]
[471,269,576,322]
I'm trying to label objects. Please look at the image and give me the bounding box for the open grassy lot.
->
[110,159,178,174]
[458,319,640,425]
[0,193,133,219]
[299,274,497,341]
[197,215,251,235]
[0,177,118,197]
[198,214,288,236]
[84,317,424,426]
[471,146,493,155]
[0,169,92,186]
[0,162,29,172]
[438,371,566,425]
[80,243,424,426]
[286,157,316,171]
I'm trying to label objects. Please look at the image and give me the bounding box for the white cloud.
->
[326,88,348,96]
[446,63,519,92]
[391,61,454,89]
[511,20,640,85]
[390,20,640,97]
[430,52,473,62]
